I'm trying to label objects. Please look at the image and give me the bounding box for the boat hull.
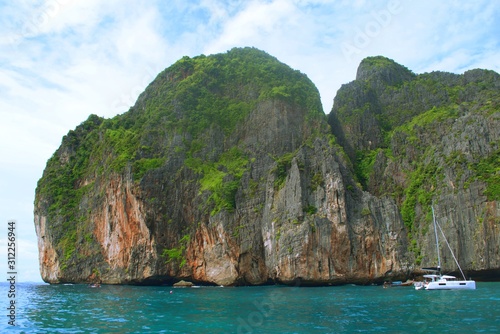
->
[425,280,476,290]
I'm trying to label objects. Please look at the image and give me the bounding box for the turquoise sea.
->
[1,282,499,333]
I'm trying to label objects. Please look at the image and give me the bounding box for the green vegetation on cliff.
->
[186,147,250,215]
[162,234,190,269]
[36,114,103,269]
[125,47,323,138]
[470,148,500,201]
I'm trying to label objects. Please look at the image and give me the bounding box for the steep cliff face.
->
[34,49,498,285]
[328,56,500,277]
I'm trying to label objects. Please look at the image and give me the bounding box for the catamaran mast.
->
[431,206,442,276]
[432,205,468,281]
[435,218,468,281]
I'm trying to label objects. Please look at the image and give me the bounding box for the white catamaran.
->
[414,206,476,290]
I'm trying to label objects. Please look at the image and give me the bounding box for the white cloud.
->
[205,0,296,53]
[203,0,344,110]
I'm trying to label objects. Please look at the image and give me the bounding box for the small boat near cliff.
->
[414,206,476,290]
[383,280,414,288]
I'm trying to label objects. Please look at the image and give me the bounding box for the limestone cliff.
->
[328,56,500,278]
[34,49,498,285]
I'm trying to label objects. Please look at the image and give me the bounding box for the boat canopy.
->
[441,275,457,279]
[423,274,457,280]
[423,274,440,278]
[422,267,441,272]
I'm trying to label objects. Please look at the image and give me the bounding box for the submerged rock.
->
[173,280,194,287]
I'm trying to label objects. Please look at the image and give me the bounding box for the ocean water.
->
[1,282,499,333]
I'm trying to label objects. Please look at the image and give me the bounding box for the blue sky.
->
[1,0,499,282]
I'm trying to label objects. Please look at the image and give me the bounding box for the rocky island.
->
[34,47,499,285]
